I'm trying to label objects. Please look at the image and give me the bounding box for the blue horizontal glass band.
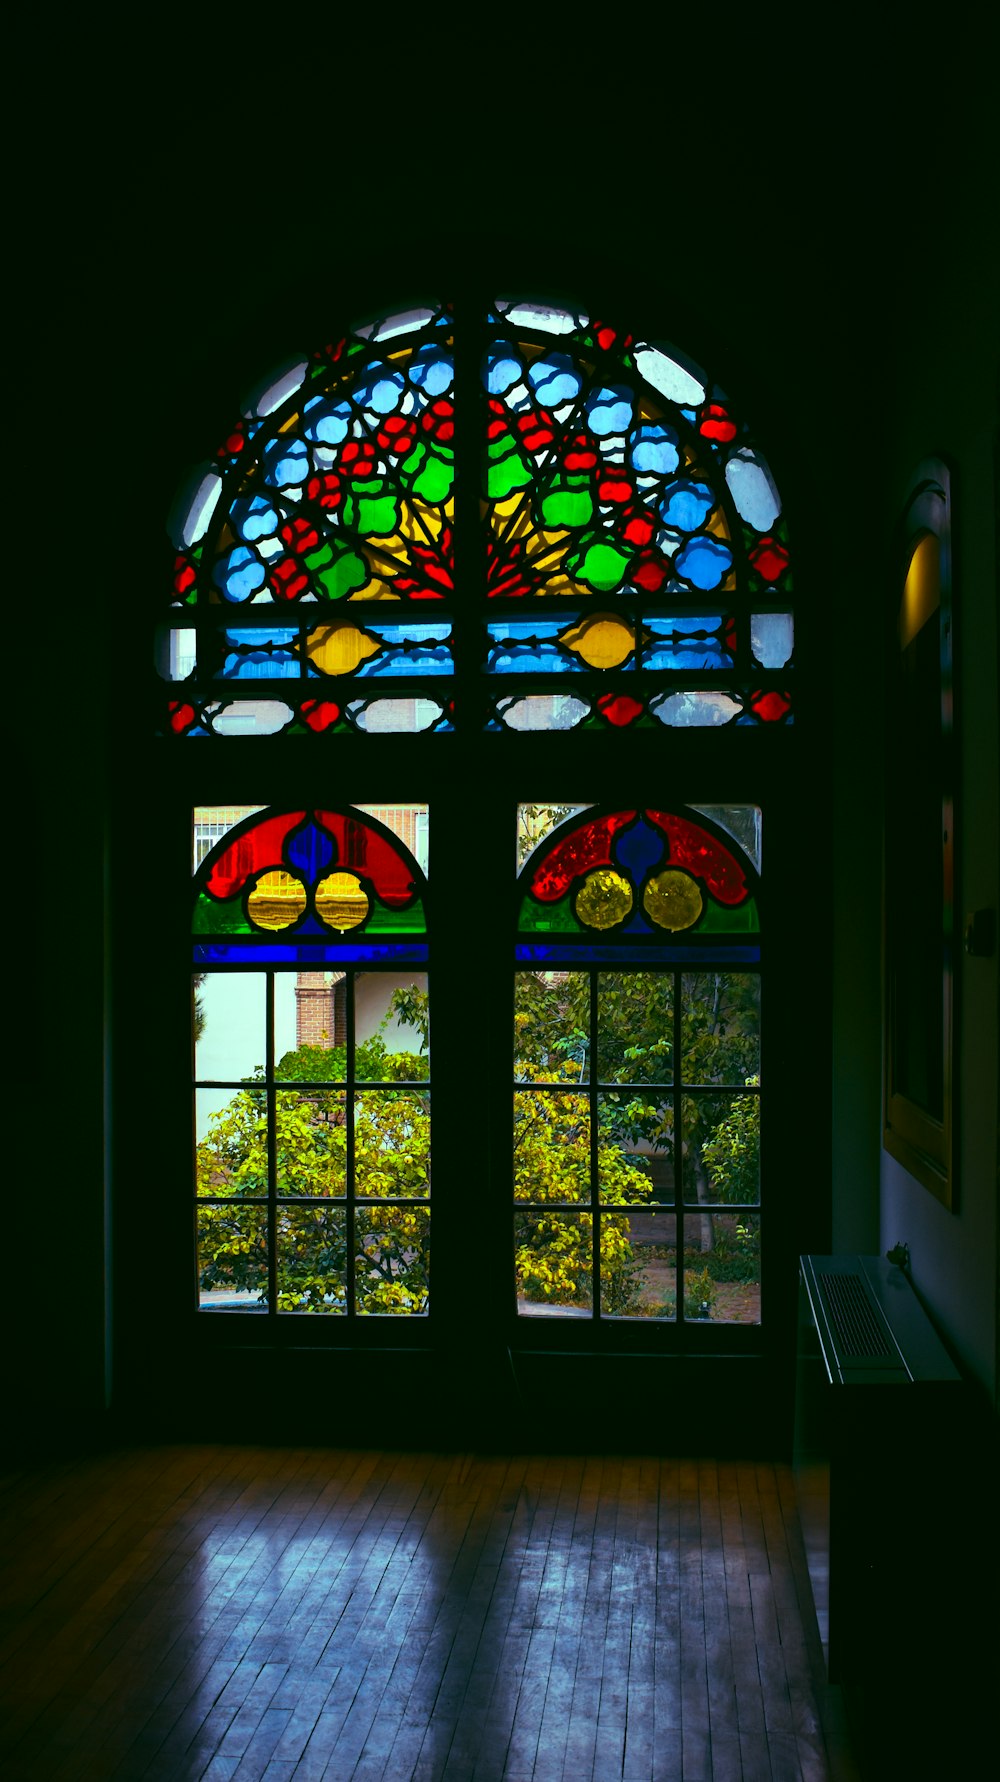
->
[194,941,430,965]
[514,942,760,965]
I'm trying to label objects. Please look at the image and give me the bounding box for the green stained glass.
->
[193,892,252,935]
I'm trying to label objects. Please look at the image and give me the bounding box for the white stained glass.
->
[500,694,589,731]
[205,700,294,736]
[650,691,744,727]
[497,300,587,335]
[168,465,222,551]
[349,699,443,733]
[725,449,781,532]
[633,345,706,407]
[750,612,794,669]
[241,359,309,418]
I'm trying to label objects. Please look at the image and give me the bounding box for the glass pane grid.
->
[195,966,430,1316]
[513,963,760,1329]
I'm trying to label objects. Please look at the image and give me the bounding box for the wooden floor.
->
[0,1446,858,1781]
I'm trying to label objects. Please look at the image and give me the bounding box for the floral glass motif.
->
[193,807,428,966]
[159,298,793,735]
[482,299,792,730]
[162,302,457,737]
[517,807,759,949]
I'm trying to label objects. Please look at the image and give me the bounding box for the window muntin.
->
[193,808,430,1317]
[513,808,761,1329]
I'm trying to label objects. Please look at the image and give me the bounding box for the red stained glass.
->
[597,694,644,728]
[269,558,310,601]
[564,435,598,472]
[631,549,670,594]
[306,472,342,510]
[593,322,633,353]
[622,510,655,547]
[206,811,308,901]
[281,516,321,556]
[422,399,455,442]
[750,689,791,722]
[218,423,246,459]
[646,811,749,906]
[315,811,418,908]
[301,700,341,731]
[173,555,196,600]
[530,811,638,902]
[168,701,196,734]
[598,472,633,505]
[749,536,790,582]
[699,403,737,443]
[339,441,376,480]
[487,539,531,598]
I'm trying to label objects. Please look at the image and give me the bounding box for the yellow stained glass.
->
[305,622,381,677]
[575,868,633,930]
[247,871,307,930]
[643,870,704,932]
[316,872,370,932]
[559,614,635,670]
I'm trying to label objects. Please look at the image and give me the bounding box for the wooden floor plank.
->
[0,1446,860,1781]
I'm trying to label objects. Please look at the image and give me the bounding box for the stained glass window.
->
[193,806,431,1317]
[513,806,761,1329]
[158,298,793,736]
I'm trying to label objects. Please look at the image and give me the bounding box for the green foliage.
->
[197,986,430,1314]
[701,1076,760,1203]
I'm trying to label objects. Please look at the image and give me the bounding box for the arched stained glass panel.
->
[158,299,793,737]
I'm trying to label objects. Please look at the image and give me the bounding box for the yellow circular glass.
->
[315,871,370,931]
[643,869,704,931]
[247,870,307,930]
[574,868,633,930]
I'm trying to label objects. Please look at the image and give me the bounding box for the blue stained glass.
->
[214,546,267,603]
[644,640,731,671]
[628,424,679,475]
[231,494,280,542]
[515,943,761,966]
[659,480,716,531]
[194,942,430,966]
[409,344,453,395]
[484,343,524,395]
[222,629,299,679]
[528,353,581,406]
[674,536,733,590]
[586,386,633,435]
[487,621,580,674]
[365,643,454,677]
[352,362,406,415]
[302,396,352,445]
[261,436,311,489]
[286,821,336,877]
[613,819,665,880]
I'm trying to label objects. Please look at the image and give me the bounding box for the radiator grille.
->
[818,1272,894,1359]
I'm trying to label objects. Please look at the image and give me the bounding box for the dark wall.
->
[7,48,996,1450]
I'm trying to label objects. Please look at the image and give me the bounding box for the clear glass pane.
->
[515,1210,593,1317]
[598,1093,673,1203]
[193,806,266,870]
[355,1090,431,1199]
[513,1090,590,1204]
[194,973,266,1081]
[682,1093,760,1206]
[275,1089,347,1198]
[515,803,592,869]
[276,1205,347,1313]
[597,972,672,1083]
[355,974,429,1080]
[681,973,760,1084]
[514,971,589,1082]
[600,1211,675,1320]
[275,972,344,1079]
[197,1202,268,1311]
[355,1205,429,1314]
[195,1086,268,1196]
[688,805,762,874]
[698,1213,761,1325]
